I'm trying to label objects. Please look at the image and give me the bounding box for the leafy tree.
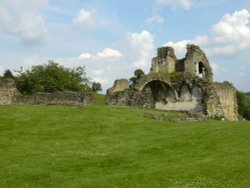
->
[3,69,15,79]
[129,69,145,86]
[15,61,91,94]
[91,82,102,92]
[237,91,250,120]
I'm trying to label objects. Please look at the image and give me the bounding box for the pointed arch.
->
[192,84,203,101]
[179,83,191,101]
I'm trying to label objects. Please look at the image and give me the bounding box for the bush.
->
[237,91,250,120]
[15,61,91,94]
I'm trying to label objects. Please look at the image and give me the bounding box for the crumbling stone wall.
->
[184,44,213,82]
[151,47,177,73]
[106,80,152,107]
[15,92,96,106]
[213,83,238,120]
[107,79,130,93]
[0,78,96,106]
[0,78,20,105]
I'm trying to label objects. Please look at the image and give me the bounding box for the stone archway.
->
[142,80,177,104]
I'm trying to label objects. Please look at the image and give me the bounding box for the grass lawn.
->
[0,102,250,187]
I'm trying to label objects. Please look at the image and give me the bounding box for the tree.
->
[237,91,250,120]
[91,82,102,92]
[129,69,145,86]
[15,61,91,94]
[3,69,15,79]
[134,69,145,79]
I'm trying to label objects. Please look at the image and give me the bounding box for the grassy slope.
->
[0,104,250,187]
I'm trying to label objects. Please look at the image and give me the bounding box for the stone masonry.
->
[0,78,20,105]
[0,78,96,106]
[107,44,238,121]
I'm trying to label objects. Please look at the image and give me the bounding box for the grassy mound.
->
[0,105,250,187]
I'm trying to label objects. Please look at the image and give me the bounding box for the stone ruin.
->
[0,78,20,105]
[107,44,239,121]
[0,78,96,106]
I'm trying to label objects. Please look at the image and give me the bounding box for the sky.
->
[0,0,250,92]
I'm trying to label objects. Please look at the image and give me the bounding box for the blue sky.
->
[0,0,250,92]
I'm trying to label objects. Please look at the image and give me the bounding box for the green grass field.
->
[1,98,250,187]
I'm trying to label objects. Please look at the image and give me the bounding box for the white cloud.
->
[53,31,154,92]
[97,48,122,58]
[165,9,250,57]
[19,31,155,92]
[73,9,96,30]
[146,15,164,25]
[91,77,109,86]
[0,0,48,45]
[156,0,192,10]
[15,14,48,44]
[125,31,154,69]
[79,53,93,59]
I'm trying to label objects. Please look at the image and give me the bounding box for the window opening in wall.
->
[198,62,206,78]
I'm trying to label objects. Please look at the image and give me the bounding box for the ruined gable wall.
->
[0,79,20,105]
[184,44,213,82]
[213,83,238,120]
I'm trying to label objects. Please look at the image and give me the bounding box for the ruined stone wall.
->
[106,89,130,106]
[151,47,177,73]
[15,92,96,106]
[155,100,204,112]
[107,79,130,93]
[202,83,224,118]
[213,83,238,121]
[0,78,96,106]
[107,44,239,121]
[106,89,152,108]
[184,44,213,82]
[0,79,20,105]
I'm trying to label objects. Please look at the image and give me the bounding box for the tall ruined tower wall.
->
[151,47,177,73]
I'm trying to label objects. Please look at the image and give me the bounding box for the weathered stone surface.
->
[184,44,213,82]
[0,78,20,105]
[107,44,239,121]
[213,83,238,121]
[15,91,96,106]
[151,46,177,73]
[0,78,96,106]
[107,79,129,94]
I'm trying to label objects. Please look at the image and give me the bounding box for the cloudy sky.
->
[0,0,249,92]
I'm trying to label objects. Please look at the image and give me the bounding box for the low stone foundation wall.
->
[14,91,96,106]
[106,89,153,108]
